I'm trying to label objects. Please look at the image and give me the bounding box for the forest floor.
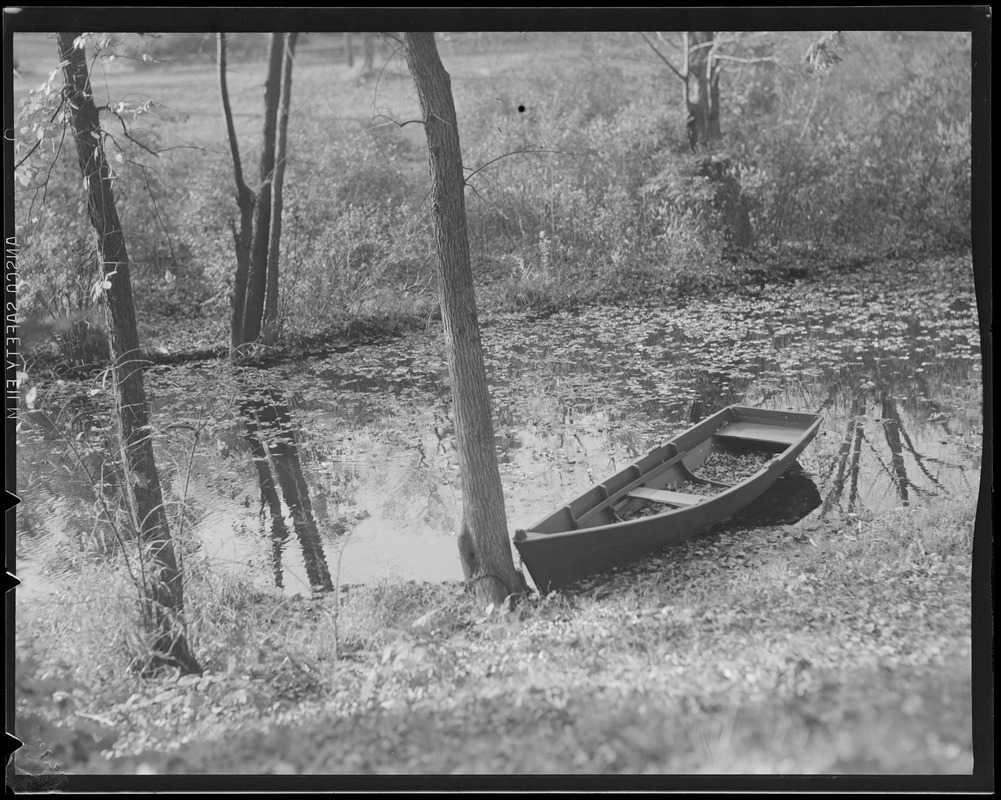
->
[14,489,981,782]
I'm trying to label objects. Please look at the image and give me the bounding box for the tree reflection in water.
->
[239,388,334,593]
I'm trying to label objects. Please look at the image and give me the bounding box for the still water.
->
[15,257,983,596]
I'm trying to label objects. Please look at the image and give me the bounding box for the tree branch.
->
[104,109,161,157]
[712,53,776,65]
[462,146,583,185]
[655,31,683,51]
[639,32,686,82]
[217,33,250,200]
[14,140,40,171]
[371,113,426,129]
[687,38,717,54]
[14,94,67,170]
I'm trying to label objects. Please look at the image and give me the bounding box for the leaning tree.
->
[57,31,199,674]
[404,32,528,607]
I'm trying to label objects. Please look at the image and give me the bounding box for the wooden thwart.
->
[572,449,689,529]
[627,486,705,507]
[714,422,802,446]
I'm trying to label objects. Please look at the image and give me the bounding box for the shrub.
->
[731,32,971,254]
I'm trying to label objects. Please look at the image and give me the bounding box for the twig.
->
[27,114,69,227]
[14,140,41,171]
[371,113,425,129]
[104,110,161,158]
[14,94,68,169]
[463,146,581,185]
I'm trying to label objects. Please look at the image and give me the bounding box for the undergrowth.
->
[12,32,972,361]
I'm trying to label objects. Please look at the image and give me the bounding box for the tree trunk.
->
[58,32,199,675]
[707,51,722,140]
[262,32,298,345]
[218,33,257,350]
[685,31,720,150]
[241,33,285,345]
[345,32,354,67]
[404,32,527,607]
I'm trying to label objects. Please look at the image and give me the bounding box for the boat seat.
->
[627,487,705,507]
[714,421,801,446]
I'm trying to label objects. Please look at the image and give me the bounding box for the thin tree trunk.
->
[218,33,256,350]
[58,32,199,674]
[345,32,354,67]
[263,32,298,345]
[404,32,527,607]
[242,33,284,345]
[686,31,718,150]
[708,49,722,140]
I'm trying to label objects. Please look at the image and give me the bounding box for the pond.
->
[15,256,983,597]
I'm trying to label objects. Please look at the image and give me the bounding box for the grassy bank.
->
[15,493,975,776]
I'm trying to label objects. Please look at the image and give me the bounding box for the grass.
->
[14,494,976,776]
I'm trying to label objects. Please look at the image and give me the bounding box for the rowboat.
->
[514,406,822,592]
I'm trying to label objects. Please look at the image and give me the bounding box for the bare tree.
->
[639,31,760,248]
[219,32,297,350]
[640,31,722,150]
[218,32,255,349]
[263,32,299,343]
[57,32,199,674]
[404,32,528,607]
[640,31,778,150]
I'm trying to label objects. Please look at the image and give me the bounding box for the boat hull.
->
[514,406,822,592]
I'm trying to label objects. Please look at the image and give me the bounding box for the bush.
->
[15,77,219,344]
[731,32,971,253]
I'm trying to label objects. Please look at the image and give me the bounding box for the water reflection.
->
[238,388,334,592]
[16,262,982,597]
[813,388,979,516]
